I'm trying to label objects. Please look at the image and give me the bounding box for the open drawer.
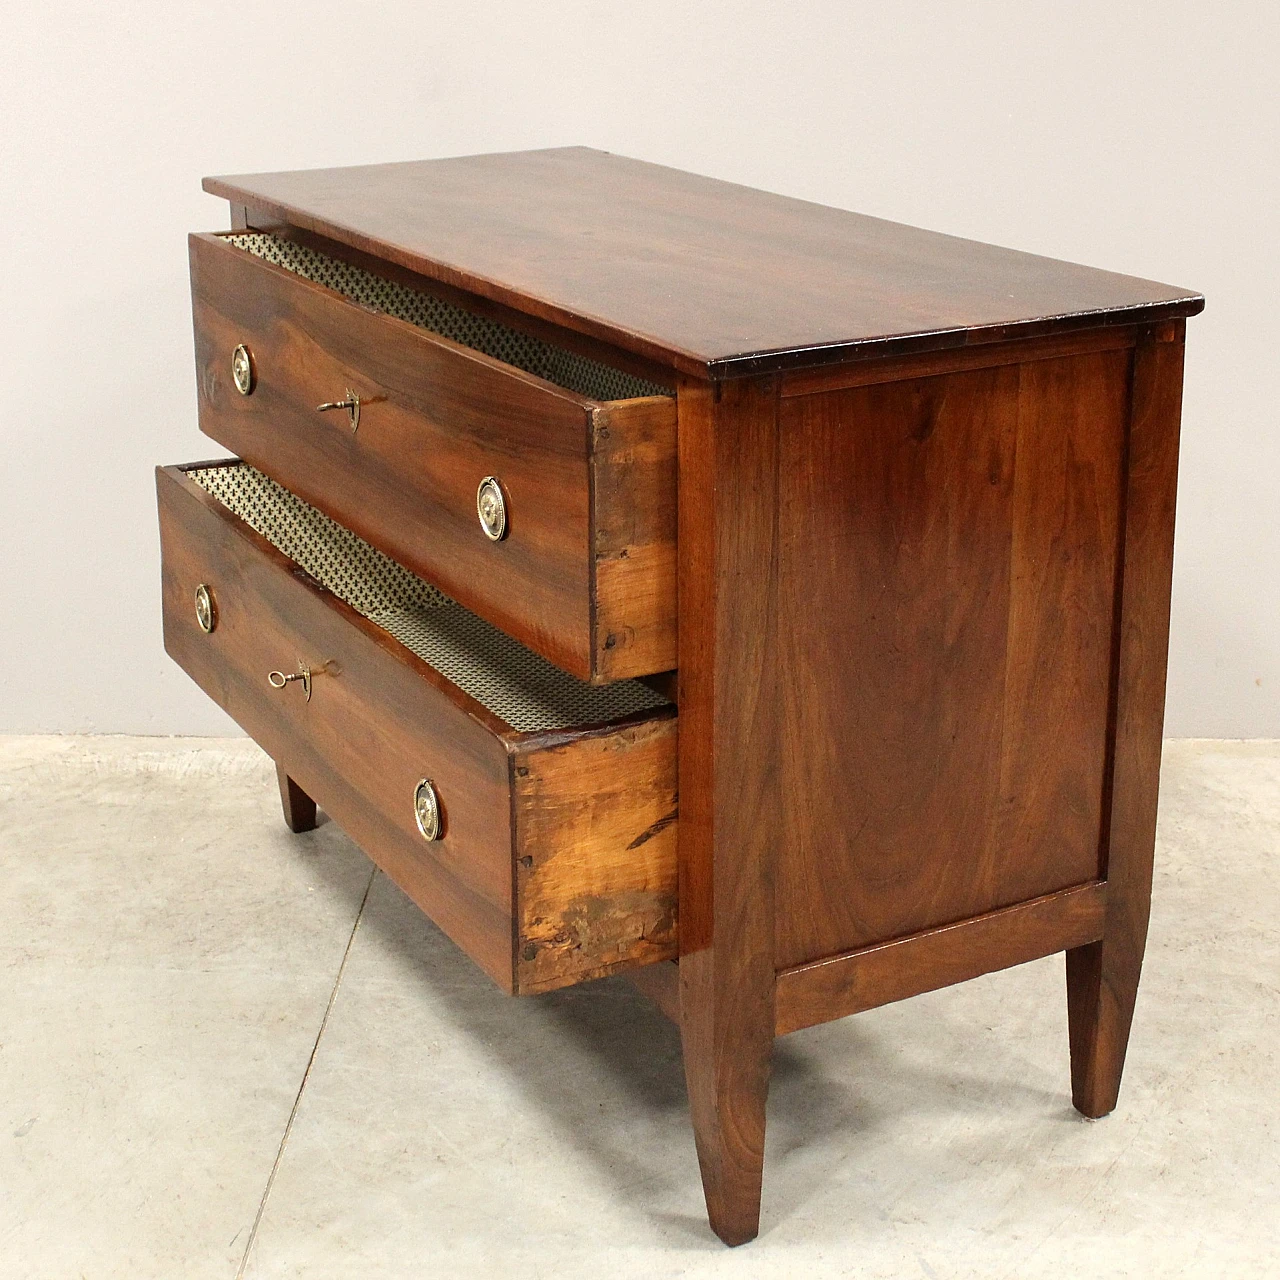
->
[157,461,678,994]
[188,231,677,684]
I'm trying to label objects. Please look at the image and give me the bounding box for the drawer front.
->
[188,232,677,683]
[157,464,678,993]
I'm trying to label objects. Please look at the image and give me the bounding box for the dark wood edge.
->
[774,882,1108,1036]
[192,232,605,411]
[507,702,677,754]
[160,463,518,742]
[507,751,520,992]
[622,959,681,1023]
[1064,324,1186,1115]
[205,176,1203,383]
[715,299,1204,382]
[586,401,601,683]
[228,217,680,395]
[636,670,678,702]
[780,324,1147,398]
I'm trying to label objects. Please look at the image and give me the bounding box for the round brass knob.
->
[476,476,507,541]
[194,583,216,633]
[413,778,442,841]
[231,344,254,396]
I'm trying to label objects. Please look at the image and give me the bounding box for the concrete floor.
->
[1,737,1277,1279]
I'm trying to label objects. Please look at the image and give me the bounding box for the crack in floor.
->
[236,867,376,1279]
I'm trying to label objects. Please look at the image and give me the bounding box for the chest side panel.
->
[775,347,1131,967]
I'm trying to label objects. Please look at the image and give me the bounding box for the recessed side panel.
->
[775,346,1131,968]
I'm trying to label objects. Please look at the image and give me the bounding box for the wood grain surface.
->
[189,231,677,683]
[158,463,679,994]
[676,376,781,1246]
[774,344,1131,968]
[1067,325,1186,1118]
[775,882,1108,1035]
[513,715,678,993]
[204,148,1203,378]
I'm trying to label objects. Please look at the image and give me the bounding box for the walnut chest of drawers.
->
[157,147,1203,1245]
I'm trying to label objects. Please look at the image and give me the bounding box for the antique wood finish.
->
[774,342,1131,968]
[205,148,1203,379]
[157,464,678,994]
[778,324,1144,398]
[189,232,677,683]
[513,716,678,994]
[775,882,1108,1036]
[166,151,1202,1245]
[275,765,317,833]
[1067,325,1186,1118]
[677,376,781,1246]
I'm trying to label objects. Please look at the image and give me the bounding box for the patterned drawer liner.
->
[227,233,669,404]
[189,463,669,734]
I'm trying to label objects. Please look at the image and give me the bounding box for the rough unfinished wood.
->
[590,395,679,680]
[513,715,678,994]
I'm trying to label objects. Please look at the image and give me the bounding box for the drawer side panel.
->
[514,716,679,993]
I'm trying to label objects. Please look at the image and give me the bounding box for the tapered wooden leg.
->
[676,375,781,1245]
[1067,328,1184,1120]
[1066,933,1146,1117]
[275,763,317,833]
[681,955,774,1245]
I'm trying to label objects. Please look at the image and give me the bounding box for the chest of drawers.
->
[157,147,1202,1244]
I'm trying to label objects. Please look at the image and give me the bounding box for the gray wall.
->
[2,1,1276,735]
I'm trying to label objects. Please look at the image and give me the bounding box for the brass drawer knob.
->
[231,344,254,395]
[476,476,507,541]
[316,390,361,434]
[194,583,216,633]
[268,661,312,702]
[413,778,442,841]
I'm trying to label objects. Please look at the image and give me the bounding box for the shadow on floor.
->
[283,817,1074,1240]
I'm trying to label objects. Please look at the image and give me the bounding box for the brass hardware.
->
[476,475,507,541]
[413,778,442,841]
[267,661,313,702]
[316,390,361,434]
[231,344,254,395]
[194,583,216,633]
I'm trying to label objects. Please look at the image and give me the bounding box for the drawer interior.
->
[226,233,670,404]
[188,462,670,734]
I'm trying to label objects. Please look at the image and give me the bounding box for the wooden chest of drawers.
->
[158,147,1202,1244]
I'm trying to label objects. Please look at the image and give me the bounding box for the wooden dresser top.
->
[205,147,1203,380]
